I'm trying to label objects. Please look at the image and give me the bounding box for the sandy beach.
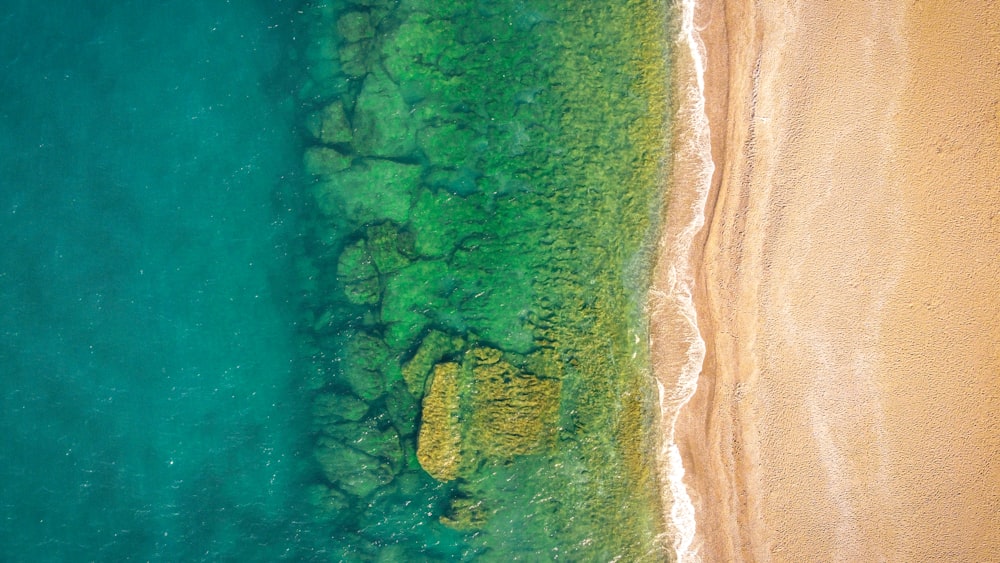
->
[653,0,1000,560]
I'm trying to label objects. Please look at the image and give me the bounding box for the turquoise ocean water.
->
[1,1,673,560]
[0,1,318,559]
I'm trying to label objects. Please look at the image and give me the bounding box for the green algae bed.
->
[292,0,675,559]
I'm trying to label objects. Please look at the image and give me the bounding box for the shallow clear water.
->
[0,1,314,559]
[293,1,672,559]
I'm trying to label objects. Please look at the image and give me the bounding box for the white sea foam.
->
[652,0,714,560]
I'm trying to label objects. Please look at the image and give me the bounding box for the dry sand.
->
[654,0,1000,560]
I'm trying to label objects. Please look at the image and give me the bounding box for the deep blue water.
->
[0,1,315,559]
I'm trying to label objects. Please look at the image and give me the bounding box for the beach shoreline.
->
[655,0,1000,560]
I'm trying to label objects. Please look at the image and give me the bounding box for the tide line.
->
[650,0,714,560]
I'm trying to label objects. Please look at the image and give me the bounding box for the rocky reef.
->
[289,0,673,559]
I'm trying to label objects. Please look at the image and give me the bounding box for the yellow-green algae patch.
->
[417,362,464,482]
[417,346,561,483]
[294,0,674,559]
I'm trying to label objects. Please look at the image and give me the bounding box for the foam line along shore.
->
[647,0,714,559]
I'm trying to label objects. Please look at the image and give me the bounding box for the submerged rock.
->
[380,259,450,350]
[312,159,420,225]
[380,15,443,91]
[303,146,352,176]
[313,392,370,424]
[365,222,415,275]
[353,70,415,158]
[375,545,410,563]
[335,222,416,306]
[401,330,464,397]
[340,40,375,78]
[418,122,479,170]
[448,249,537,355]
[303,35,340,75]
[424,166,480,196]
[339,467,394,499]
[314,436,393,498]
[440,493,488,531]
[337,11,374,43]
[326,418,404,473]
[305,483,351,521]
[344,0,384,8]
[336,240,381,306]
[408,189,487,258]
[396,0,470,21]
[340,332,390,401]
[304,100,353,145]
[383,379,419,436]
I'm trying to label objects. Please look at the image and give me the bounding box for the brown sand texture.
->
[653,0,1000,560]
